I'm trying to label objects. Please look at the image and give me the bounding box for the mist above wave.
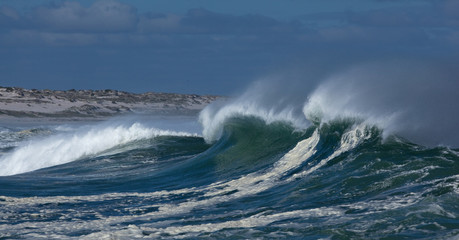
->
[199,80,310,143]
[200,60,459,147]
[304,61,459,147]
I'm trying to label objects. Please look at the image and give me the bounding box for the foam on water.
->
[0,129,327,238]
[139,207,344,238]
[1,122,456,238]
[0,67,458,239]
[0,122,197,176]
[289,123,373,181]
[3,175,453,239]
[1,125,366,216]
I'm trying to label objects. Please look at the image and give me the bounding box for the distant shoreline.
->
[0,87,220,120]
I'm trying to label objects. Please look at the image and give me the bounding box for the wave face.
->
[0,114,457,239]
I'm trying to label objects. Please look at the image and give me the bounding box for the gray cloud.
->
[2,30,99,46]
[0,0,458,48]
[346,5,457,28]
[180,8,300,34]
[0,1,302,46]
[138,13,182,33]
[298,0,459,46]
[137,8,302,36]
[0,5,19,21]
[0,5,23,29]
[32,0,138,33]
[1,0,458,99]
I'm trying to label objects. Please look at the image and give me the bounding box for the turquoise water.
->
[0,115,457,239]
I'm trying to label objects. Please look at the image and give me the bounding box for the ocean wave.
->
[2,116,456,238]
[200,62,459,148]
[1,64,459,238]
[199,80,310,143]
[0,122,197,176]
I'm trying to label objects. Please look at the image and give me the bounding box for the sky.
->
[0,0,458,95]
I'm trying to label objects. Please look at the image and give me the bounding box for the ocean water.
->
[0,90,458,239]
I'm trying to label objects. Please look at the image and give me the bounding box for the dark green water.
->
[0,117,458,239]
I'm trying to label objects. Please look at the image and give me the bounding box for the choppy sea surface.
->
[0,95,458,239]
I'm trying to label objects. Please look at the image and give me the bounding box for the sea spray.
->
[0,62,458,238]
[199,80,310,143]
[0,122,196,176]
[0,113,457,238]
[200,61,459,147]
[302,62,459,147]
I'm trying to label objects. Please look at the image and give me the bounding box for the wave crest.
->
[199,81,309,142]
[0,123,196,176]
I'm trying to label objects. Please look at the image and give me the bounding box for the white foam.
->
[0,186,426,238]
[302,63,459,147]
[302,76,400,137]
[199,99,308,143]
[0,130,320,231]
[202,130,320,197]
[0,130,321,239]
[0,122,196,176]
[58,125,358,224]
[289,123,372,181]
[140,207,343,237]
[114,130,320,220]
[0,123,372,239]
[2,154,454,239]
[0,194,342,239]
[199,80,310,143]
[0,188,425,239]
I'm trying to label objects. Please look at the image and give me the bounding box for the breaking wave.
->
[0,122,197,176]
[1,114,457,239]
[1,64,458,238]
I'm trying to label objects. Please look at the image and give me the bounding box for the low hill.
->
[0,87,219,119]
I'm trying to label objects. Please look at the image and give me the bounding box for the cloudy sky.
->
[1,0,458,94]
